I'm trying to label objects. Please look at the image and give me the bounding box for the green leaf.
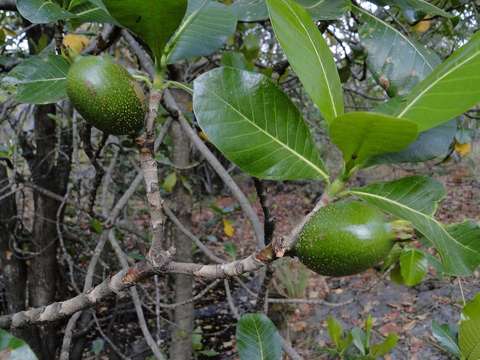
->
[102,0,187,63]
[372,0,452,18]
[329,112,418,169]
[232,0,268,22]
[351,328,367,355]
[0,329,38,360]
[89,218,103,234]
[167,0,237,63]
[17,0,74,23]
[393,30,480,131]
[193,67,328,181]
[355,5,441,97]
[6,55,70,104]
[327,316,343,348]
[232,0,350,21]
[432,321,461,357]
[223,242,237,259]
[236,313,282,360]
[296,0,350,20]
[460,294,480,360]
[370,121,456,165]
[68,0,116,24]
[221,52,254,71]
[162,171,177,192]
[350,176,480,276]
[266,0,344,124]
[399,248,428,286]
[370,333,399,357]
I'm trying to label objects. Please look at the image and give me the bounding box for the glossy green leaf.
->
[236,313,282,360]
[0,329,38,360]
[355,5,441,97]
[399,248,428,286]
[329,112,418,169]
[460,294,480,360]
[167,0,237,63]
[296,0,350,20]
[370,121,456,165]
[6,55,70,104]
[350,176,480,276]
[17,0,74,23]
[266,0,344,124]
[370,334,399,357]
[432,321,461,357]
[103,0,187,62]
[221,52,254,71]
[193,67,328,181]
[68,0,116,24]
[232,0,268,21]
[393,30,480,131]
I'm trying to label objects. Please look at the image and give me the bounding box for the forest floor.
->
[190,152,480,360]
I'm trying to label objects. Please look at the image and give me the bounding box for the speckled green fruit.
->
[295,201,394,277]
[66,56,146,135]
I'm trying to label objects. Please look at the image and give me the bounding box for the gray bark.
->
[0,165,33,345]
[27,104,72,359]
[169,122,194,360]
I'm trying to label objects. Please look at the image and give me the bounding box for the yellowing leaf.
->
[63,34,90,56]
[163,171,177,192]
[223,218,235,237]
[455,142,472,157]
[413,20,431,33]
[199,130,209,142]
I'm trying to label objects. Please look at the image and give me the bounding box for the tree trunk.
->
[27,104,72,359]
[169,121,194,360]
[0,164,35,346]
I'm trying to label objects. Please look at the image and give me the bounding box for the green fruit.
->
[295,201,395,277]
[66,56,146,135]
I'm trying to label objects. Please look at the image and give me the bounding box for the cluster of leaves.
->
[432,293,480,360]
[322,315,398,360]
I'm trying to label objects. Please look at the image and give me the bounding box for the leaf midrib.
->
[204,86,329,181]
[349,190,478,260]
[398,47,480,118]
[268,0,338,119]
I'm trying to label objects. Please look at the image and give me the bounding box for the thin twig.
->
[224,279,240,320]
[109,231,166,360]
[163,89,265,248]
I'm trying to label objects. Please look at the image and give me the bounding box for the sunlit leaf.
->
[193,67,329,181]
[393,31,480,131]
[329,112,418,169]
[266,0,344,124]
